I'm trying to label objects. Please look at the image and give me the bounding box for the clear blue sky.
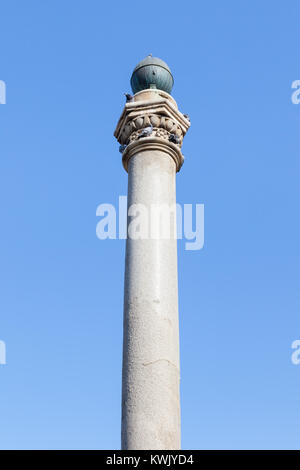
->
[0,0,299,450]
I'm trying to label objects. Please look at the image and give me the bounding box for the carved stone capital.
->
[122,137,184,172]
[114,90,190,173]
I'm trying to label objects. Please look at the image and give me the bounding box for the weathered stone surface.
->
[114,89,190,172]
[114,87,190,450]
[122,151,180,450]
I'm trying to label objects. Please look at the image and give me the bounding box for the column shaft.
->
[121,150,181,450]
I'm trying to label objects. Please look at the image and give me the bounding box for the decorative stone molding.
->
[120,113,184,146]
[122,137,184,173]
[114,90,190,173]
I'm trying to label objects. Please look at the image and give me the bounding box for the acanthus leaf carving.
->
[120,113,184,147]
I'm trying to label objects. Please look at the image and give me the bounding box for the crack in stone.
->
[142,358,179,372]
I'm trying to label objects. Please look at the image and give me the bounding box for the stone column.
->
[114,65,190,449]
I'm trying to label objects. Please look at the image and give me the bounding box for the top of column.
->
[114,55,191,172]
[130,54,174,95]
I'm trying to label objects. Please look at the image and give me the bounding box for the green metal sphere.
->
[130,55,174,95]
